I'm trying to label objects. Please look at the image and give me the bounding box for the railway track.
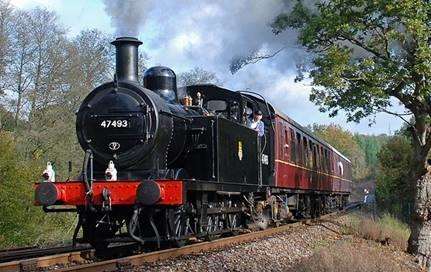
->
[0,204,361,272]
[0,245,92,264]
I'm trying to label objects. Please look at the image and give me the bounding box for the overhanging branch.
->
[376,105,414,127]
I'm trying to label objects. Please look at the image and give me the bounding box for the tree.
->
[66,29,113,108]
[0,5,119,247]
[0,106,15,131]
[270,0,431,266]
[25,7,66,126]
[354,133,389,177]
[7,8,32,128]
[177,67,220,87]
[376,134,413,211]
[0,0,13,94]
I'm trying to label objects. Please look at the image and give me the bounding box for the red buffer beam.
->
[34,179,184,206]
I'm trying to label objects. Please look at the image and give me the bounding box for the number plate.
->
[100,119,130,128]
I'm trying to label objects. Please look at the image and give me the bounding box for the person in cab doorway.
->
[248,110,264,137]
[194,91,204,107]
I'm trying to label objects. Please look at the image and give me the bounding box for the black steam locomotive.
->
[35,37,352,250]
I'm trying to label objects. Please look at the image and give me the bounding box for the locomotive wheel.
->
[169,205,192,247]
[82,219,110,252]
[202,212,227,241]
[227,209,243,230]
[91,241,110,254]
[255,214,269,230]
[203,216,218,241]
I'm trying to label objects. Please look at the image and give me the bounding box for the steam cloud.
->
[103,0,153,36]
[101,0,402,134]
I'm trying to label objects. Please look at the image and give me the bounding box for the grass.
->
[294,240,411,272]
[293,213,413,272]
[339,213,410,250]
[353,213,410,251]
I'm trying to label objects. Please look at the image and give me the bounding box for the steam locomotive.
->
[34,37,352,250]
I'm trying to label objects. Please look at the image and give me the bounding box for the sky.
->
[9,0,404,135]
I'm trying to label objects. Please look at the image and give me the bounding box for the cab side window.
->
[206,100,227,113]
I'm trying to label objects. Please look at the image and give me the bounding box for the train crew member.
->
[247,110,264,137]
[194,92,204,107]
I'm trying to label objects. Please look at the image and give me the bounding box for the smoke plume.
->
[100,0,401,134]
[103,0,153,36]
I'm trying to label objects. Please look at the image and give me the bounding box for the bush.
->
[348,213,410,251]
[0,132,75,248]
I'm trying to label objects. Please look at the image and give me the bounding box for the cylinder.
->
[111,37,143,82]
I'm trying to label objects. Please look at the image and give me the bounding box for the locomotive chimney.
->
[111,37,142,82]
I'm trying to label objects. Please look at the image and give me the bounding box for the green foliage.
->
[0,106,16,131]
[0,132,75,248]
[272,0,431,147]
[273,2,431,233]
[376,135,413,203]
[379,213,411,242]
[354,134,389,177]
[0,3,116,248]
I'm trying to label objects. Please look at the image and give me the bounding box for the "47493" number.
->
[100,120,129,128]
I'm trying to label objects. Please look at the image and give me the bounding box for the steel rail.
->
[0,205,360,272]
[0,247,36,254]
[60,212,346,272]
[0,245,91,264]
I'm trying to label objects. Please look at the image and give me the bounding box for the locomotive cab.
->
[179,85,276,186]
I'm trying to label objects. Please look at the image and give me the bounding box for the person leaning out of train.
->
[247,110,264,137]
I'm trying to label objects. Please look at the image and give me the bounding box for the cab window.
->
[206,100,227,112]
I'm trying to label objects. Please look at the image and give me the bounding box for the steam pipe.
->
[111,37,143,82]
[82,150,92,193]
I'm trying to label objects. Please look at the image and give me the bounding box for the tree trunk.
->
[14,90,21,128]
[407,125,431,268]
[28,49,42,129]
[14,50,25,129]
[408,172,431,268]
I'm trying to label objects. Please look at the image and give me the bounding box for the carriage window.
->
[296,132,302,164]
[312,144,317,168]
[290,128,296,162]
[206,100,227,112]
[338,161,344,176]
[324,149,329,172]
[309,141,313,168]
[320,146,324,171]
[303,137,308,167]
[330,152,334,173]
